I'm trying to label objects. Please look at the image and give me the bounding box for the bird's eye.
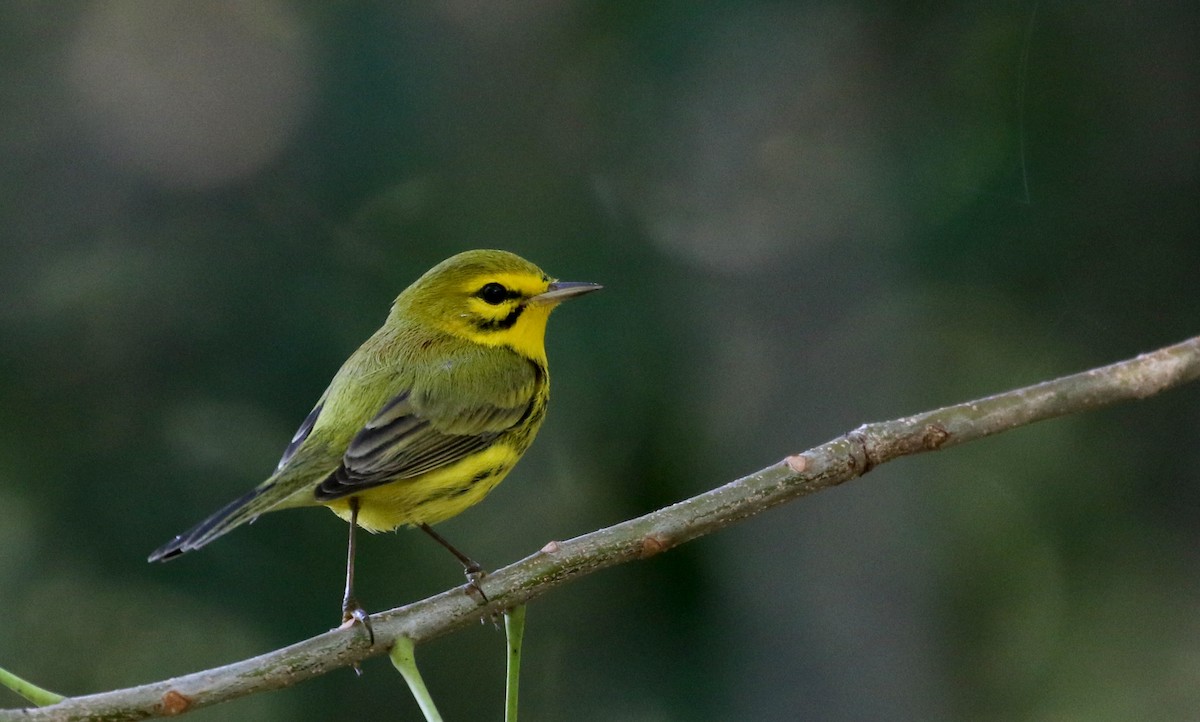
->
[478,282,510,305]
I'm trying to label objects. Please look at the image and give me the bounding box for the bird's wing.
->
[275,391,328,472]
[313,350,543,501]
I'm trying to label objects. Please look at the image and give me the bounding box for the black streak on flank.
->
[428,467,503,501]
[473,303,526,332]
[457,468,499,495]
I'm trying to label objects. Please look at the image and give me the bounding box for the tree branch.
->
[5,335,1199,722]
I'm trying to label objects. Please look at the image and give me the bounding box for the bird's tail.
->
[148,482,283,562]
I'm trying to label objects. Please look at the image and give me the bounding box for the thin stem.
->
[504,605,527,722]
[0,666,64,708]
[389,638,443,722]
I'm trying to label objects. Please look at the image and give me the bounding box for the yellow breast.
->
[323,443,520,532]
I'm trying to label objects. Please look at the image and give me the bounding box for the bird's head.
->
[394,249,601,361]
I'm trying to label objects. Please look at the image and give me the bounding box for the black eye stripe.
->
[473,304,525,331]
[476,282,522,305]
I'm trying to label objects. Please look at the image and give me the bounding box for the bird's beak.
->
[531,281,603,306]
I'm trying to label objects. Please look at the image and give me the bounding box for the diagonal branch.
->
[4,334,1200,722]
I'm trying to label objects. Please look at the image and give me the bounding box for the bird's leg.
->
[419,523,488,603]
[341,497,375,647]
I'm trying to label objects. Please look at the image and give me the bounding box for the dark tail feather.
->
[148,485,270,562]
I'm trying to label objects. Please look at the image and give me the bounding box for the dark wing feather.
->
[276,398,325,472]
[314,355,540,501]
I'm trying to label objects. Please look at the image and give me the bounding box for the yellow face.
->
[394,249,600,363]
[452,270,558,361]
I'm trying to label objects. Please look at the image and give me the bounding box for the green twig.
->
[388,637,442,722]
[0,666,64,707]
[504,605,527,722]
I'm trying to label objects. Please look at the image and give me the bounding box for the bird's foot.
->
[463,563,489,604]
[340,598,375,646]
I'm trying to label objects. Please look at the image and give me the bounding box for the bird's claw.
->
[341,600,375,646]
[464,566,489,604]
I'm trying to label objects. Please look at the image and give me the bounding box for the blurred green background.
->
[2,2,1198,720]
